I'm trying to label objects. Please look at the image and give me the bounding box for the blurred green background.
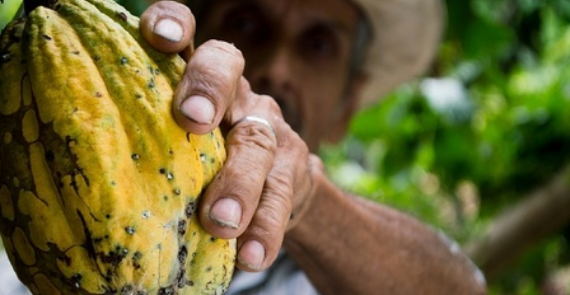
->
[2,0,570,294]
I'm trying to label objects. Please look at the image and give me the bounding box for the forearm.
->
[284,175,488,295]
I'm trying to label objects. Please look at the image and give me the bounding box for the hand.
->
[140,1,320,272]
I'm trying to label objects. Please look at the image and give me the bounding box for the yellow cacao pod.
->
[0,0,235,294]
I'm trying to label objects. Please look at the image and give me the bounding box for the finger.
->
[173,40,246,134]
[140,1,195,54]
[233,121,312,271]
[199,113,279,239]
[235,183,291,271]
[286,154,323,230]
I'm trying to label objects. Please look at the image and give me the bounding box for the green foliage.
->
[0,0,22,30]
[114,0,150,16]
[0,0,145,30]
[322,0,570,293]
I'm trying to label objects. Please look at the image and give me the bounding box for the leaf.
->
[0,0,23,30]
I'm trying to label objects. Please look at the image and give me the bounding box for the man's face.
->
[195,0,363,151]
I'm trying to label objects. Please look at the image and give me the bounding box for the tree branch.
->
[463,165,570,280]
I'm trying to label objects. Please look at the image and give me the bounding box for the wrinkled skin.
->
[139,0,489,294]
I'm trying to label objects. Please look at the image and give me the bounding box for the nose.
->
[245,45,303,133]
[246,45,295,95]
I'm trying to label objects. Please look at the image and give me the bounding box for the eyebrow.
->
[213,0,357,43]
[301,13,356,49]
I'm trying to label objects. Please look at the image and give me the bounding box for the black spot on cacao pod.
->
[45,150,55,161]
[120,285,133,295]
[166,172,174,180]
[42,34,52,41]
[142,211,151,219]
[125,226,135,235]
[77,211,99,260]
[120,57,128,65]
[131,153,140,160]
[177,268,187,288]
[178,245,188,263]
[132,254,142,270]
[104,270,113,282]
[118,12,128,22]
[185,201,197,218]
[102,285,117,294]
[70,273,82,289]
[158,286,175,295]
[177,219,187,236]
[173,188,181,195]
[100,246,128,266]
[46,242,71,265]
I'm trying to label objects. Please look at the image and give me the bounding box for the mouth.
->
[270,94,303,134]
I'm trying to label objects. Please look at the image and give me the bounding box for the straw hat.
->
[352,0,444,107]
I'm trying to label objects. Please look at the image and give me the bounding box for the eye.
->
[222,6,265,41]
[301,26,339,60]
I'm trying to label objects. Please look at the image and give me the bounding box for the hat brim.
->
[352,0,444,108]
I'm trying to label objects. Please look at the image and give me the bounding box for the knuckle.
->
[186,42,245,98]
[277,122,308,155]
[215,161,266,197]
[201,40,245,71]
[229,121,278,152]
[249,206,288,244]
[257,94,282,115]
[267,170,295,200]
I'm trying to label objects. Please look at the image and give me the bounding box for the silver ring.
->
[239,115,277,138]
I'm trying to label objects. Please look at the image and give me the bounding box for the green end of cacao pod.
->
[0,0,236,294]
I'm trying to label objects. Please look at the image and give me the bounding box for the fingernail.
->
[154,18,183,43]
[238,240,265,270]
[210,198,242,229]
[180,95,215,124]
